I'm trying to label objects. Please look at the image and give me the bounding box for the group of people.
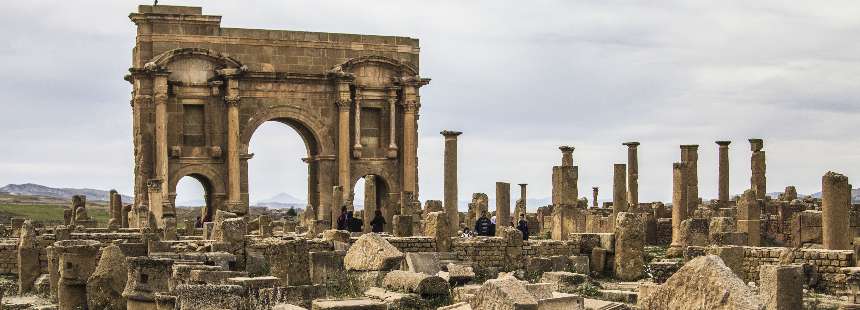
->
[336,206,387,233]
[467,212,529,240]
[334,206,530,240]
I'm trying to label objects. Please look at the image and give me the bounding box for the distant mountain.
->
[253,192,306,209]
[810,188,860,203]
[0,183,133,202]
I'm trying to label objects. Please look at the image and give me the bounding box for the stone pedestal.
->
[123,257,174,310]
[425,211,450,252]
[55,240,100,310]
[614,212,644,281]
[393,215,413,237]
[822,171,851,250]
[759,265,802,310]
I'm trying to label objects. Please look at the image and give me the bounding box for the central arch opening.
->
[247,120,313,217]
[173,174,212,223]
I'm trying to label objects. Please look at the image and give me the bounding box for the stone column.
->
[749,139,767,200]
[401,86,420,196]
[613,164,628,212]
[335,80,352,196]
[442,130,462,237]
[669,162,688,254]
[386,88,399,158]
[622,142,640,207]
[614,212,645,281]
[515,183,528,219]
[146,179,162,228]
[152,74,169,223]
[352,88,363,158]
[552,146,578,206]
[363,175,376,233]
[822,171,851,250]
[680,145,699,215]
[496,182,511,235]
[108,190,122,228]
[224,72,244,214]
[560,146,574,167]
[716,141,731,205]
[592,187,599,207]
[331,186,344,230]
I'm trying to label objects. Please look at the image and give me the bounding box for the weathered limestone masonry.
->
[551,146,579,240]
[496,182,511,235]
[515,183,528,221]
[442,130,462,237]
[680,145,699,216]
[822,171,851,250]
[592,187,599,208]
[127,4,428,229]
[750,139,767,200]
[669,162,688,256]
[737,189,762,246]
[622,142,640,207]
[362,175,376,233]
[613,164,628,213]
[716,141,731,205]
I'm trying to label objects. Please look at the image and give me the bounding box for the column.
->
[331,186,344,229]
[613,164,628,212]
[442,130,463,237]
[680,145,699,215]
[592,187,599,207]
[386,88,398,158]
[822,171,851,250]
[622,142,640,207]
[153,74,169,217]
[749,139,767,200]
[363,175,377,233]
[336,82,352,194]
[223,71,244,214]
[146,179,162,228]
[496,182,511,236]
[401,91,419,196]
[716,141,731,204]
[352,88,363,158]
[560,146,574,167]
[669,162,688,253]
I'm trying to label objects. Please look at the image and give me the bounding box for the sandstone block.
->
[382,270,450,297]
[344,234,404,271]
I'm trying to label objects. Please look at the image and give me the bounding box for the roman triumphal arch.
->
[125,5,428,229]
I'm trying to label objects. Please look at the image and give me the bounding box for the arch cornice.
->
[146,47,245,72]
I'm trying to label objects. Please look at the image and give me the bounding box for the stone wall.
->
[385,236,437,253]
[0,240,17,274]
[654,218,672,246]
[741,247,853,294]
[453,237,582,270]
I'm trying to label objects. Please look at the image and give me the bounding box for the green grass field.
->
[0,204,109,226]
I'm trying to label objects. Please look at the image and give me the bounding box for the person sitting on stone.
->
[461,227,474,238]
[336,206,349,230]
[370,209,386,233]
[516,213,529,240]
[194,216,203,228]
[474,212,492,236]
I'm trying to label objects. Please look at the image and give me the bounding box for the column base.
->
[352,145,363,158]
[386,146,398,159]
[666,245,686,258]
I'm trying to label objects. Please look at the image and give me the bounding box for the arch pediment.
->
[145,47,245,72]
[332,55,417,78]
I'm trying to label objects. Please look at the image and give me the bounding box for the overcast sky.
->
[1,1,859,209]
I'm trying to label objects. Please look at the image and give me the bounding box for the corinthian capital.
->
[336,99,352,110]
[153,93,168,105]
[225,95,241,107]
[401,100,420,113]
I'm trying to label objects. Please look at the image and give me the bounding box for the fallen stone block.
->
[344,234,405,271]
[311,298,387,310]
[382,270,450,297]
[471,275,538,310]
[637,255,763,309]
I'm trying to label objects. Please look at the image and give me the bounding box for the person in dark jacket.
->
[347,211,363,232]
[474,212,492,236]
[370,209,386,233]
[336,206,348,230]
[516,213,529,240]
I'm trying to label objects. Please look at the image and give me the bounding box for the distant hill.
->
[0,183,133,202]
[253,192,306,209]
[810,188,860,203]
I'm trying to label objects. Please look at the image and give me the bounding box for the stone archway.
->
[168,164,226,222]
[351,174,393,233]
